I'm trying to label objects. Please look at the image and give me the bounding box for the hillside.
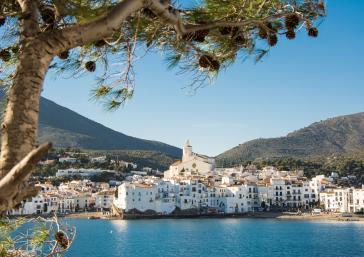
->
[0,91,181,158]
[216,112,364,166]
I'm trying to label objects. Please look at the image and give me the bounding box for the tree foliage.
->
[0,0,325,108]
[0,216,75,257]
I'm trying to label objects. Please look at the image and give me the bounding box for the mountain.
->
[0,91,181,158]
[38,97,181,157]
[217,112,364,166]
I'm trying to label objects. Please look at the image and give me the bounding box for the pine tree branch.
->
[0,142,52,212]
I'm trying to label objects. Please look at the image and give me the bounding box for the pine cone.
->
[11,45,19,54]
[235,35,247,46]
[55,232,69,249]
[85,61,96,72]
[258,27,268,39]
[199,55,214,68]
[58,50,69,60]
[182,30,209,42]
[0,17,6,27]
[267,34,278,46]
[219,27,232,35]
[0,49,11,62]
[308,27,319,37]
[209,59,220,71]
[182,32,194,41]
[198,55,220,71]
[318,1,325,11]
[194,29,209,42]
[40,7,56,24]
[285,14,300,30]
[286,30,296,40]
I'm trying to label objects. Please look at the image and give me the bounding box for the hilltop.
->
[0,91,181,159]
[217,112,364,166]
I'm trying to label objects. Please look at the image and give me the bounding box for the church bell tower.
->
[182,140,193,162]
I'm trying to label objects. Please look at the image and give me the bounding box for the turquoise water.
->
[64,218,364,257]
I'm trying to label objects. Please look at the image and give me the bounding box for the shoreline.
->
[63,211,364,222]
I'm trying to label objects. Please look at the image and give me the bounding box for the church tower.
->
[182,140,193,162]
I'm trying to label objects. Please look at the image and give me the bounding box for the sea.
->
[64,218,364,257]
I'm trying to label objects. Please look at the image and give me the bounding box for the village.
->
[8,141,364,218]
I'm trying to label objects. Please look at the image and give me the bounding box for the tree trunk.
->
[0,0,160,212]
[0,39,53,212]
[0,41,52,177]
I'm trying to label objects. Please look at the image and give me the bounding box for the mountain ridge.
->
[0,91,181,158]
[38,97,182,157]
[216,112,364,166]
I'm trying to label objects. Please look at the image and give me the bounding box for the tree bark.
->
[0,42,53,177]
[0,143,52,213]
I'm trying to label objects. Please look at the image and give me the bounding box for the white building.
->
[114,177,261,215]
[95,190,115,211]
[351,187,364,213]
[115,182,158,212]
[164,140,215,179]
[91,156,107,163]
[56,168,115,178]
[58,157,77,163]
[320,188,350,213]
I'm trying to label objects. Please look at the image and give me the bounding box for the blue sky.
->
[42,1,364,156]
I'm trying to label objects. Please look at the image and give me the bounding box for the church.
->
[164,140,216,178]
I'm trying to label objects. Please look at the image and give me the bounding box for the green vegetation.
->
[93,150,177,171]
[33,148,176,185]
[230,156,364,186]
[217,112,364,166]
[0,217,75,257]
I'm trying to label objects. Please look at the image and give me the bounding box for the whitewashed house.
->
[95,190,115,211]
[350,187,364,213]
[320,188,350,213]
